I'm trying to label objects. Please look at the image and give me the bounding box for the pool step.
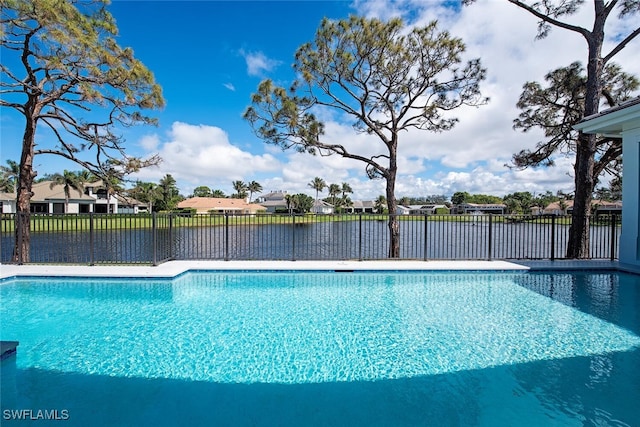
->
[1,341,19,361]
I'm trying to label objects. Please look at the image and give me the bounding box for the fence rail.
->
[0,212,620,265]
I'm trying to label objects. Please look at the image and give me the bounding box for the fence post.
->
[224,213,230,261]
[550,215,556,261]
[152,212,158,266]
[488,214,493,261]
[610,213,617,261]
[358,213,363,261]
[169,213,174,260]
[16,213,23,265]
[291,214,296,261]
[89,212,95,266]
[424,214,428,261]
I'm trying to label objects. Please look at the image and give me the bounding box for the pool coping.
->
[0,259,631,280]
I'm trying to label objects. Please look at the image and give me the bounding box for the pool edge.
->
[0,259,627,281]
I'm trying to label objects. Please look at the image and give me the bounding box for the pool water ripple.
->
[2,272,639,385]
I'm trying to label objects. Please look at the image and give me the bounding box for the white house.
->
[346,200,375,214]
[397,204,448,215]
[454,203,506,214]
[311,200,334,214]
[574,97,640,267]
[1,180,145,214]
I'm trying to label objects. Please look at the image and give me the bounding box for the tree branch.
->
[603,26,640,63]
[507,0,590,37]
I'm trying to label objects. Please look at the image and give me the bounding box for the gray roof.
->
[579,96,640,123]
[351,200,375,208]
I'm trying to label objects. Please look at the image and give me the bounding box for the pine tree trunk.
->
[567,133,596,258]
[386,143,399,258]
[566,9,604,259]
[386,178,399,258]
[13,116,37,264]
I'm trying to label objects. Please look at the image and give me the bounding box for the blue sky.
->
[1,0,638,200]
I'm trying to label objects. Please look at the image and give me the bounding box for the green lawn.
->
[0,212,585,233]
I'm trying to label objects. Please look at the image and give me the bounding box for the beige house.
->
[535,200,622,216]
[29,181,96,213]
[177,197,266,215]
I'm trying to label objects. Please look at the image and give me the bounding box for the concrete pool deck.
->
[0,259,630,280]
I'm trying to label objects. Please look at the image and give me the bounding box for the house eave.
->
[574,98,640,135]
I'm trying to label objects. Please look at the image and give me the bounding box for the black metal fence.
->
[0,212,620,265]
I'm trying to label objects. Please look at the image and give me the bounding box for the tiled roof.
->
[178,197,264,211]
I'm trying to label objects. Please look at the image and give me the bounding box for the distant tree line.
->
[1,162,622,216]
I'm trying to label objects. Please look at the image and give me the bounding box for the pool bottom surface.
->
[1,271,639,426]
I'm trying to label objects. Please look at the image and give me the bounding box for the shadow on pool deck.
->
[2,347,639,427]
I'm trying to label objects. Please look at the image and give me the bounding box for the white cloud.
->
[136,2,634,202]
[309,0,634,200]
[133,122,281,192]
[240,49,282,77]
[139,134,160,151]
[223,83,236,91]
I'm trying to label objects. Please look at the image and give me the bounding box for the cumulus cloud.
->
[296,0,634,200]
[240,49,282,77]
[135,2,635,202]
[132,122,281,191]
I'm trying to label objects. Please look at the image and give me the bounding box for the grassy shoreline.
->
[0,212,591,233]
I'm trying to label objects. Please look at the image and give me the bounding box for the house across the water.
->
[0,180,147,214]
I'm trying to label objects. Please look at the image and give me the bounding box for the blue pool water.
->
[1,271,639,426]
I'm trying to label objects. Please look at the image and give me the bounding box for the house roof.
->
[259,191,288,201]
[0,191,15,202]
[574,96,640,135]
[31,181,94,202]
[115,194,146,206]
[459,203,507,208]
[351,200,375,208]
[259,200,288,207]
[313,200,333,208]
[178,197,265,211]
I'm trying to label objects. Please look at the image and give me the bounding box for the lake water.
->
[0,219,619,263]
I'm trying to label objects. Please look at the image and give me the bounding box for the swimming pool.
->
[1,270,639,426]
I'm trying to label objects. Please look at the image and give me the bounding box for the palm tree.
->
[157,174,181,211]
[211,189,226,198]
[340,182,353,213]
[232,180,248,199]
[0,160,19,193]
[49,170,88,213]
[129,181,160,212]
[327,183,340,209]
[284,194,294,214]
[374,195,387,214]
[95,172,123,213]
[308,177,326,213]
[247,181,263,202]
